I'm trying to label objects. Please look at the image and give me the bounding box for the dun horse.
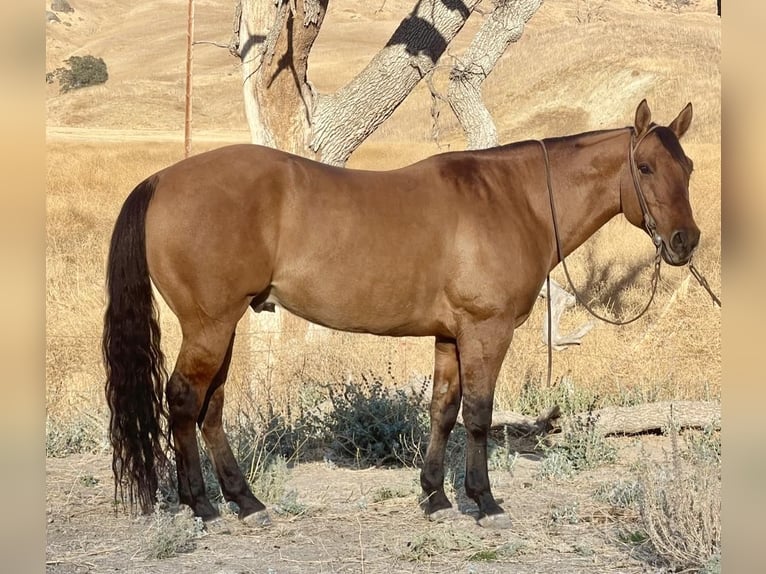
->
[103,100,699,528]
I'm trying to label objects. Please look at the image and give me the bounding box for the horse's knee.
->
[166,372,194,407]
[461,397,493,439]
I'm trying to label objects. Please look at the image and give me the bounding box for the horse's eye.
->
[638,163,652,175]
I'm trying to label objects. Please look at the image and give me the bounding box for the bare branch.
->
[192,40,232,49]
[539,278,594,350]
[310,0,483,165]
[447,0,543,149]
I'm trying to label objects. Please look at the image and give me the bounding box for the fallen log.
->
[456,400,720,437]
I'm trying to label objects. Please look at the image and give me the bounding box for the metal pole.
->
[184,0,195,158]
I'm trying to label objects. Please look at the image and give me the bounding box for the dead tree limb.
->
[539,278,594,350]
[447,0,543,149]
[474,400,721,436]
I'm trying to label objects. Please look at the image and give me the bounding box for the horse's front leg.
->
[457,316,514,528]
[420,336,462,519]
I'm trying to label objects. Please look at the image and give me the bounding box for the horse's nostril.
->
[670,228,700,254]
[689,228,700,251]
[670,230,686,252]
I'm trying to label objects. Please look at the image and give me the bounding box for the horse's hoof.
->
[242,509,272,527]
[204,517,231,534]
[477,512,513,529]
[427,507,460,522]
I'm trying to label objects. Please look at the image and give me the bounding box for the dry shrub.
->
[537,401,617,480]
[636,425,721,571]
[313,374,430,467]
[143,504,203,559]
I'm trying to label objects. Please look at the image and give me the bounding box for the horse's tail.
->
[102,176,169,514]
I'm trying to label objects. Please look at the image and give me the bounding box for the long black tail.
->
[102,176,169,514]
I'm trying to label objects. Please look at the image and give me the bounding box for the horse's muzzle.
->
[662,226,700,266]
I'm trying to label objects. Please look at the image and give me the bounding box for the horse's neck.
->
[542,128,629,264]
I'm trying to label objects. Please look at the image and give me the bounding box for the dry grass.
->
[633,426,721,571]
[46,0,720,442]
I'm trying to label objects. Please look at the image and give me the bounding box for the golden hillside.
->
[46,1,720,146]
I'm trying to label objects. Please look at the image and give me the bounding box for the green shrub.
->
[51,55,108,93]
[537,401,616,479]
[174,376,429,518]
[594,480,641,508]
[312,374,430,467]
[514,374,602,417]
[46,416,104,457]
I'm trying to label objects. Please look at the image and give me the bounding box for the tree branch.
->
[447,0,543,149]
[309,0,483,165]
[539,278,594,350]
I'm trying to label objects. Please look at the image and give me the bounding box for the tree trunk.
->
[310,0,483,165]
[237,0,488,164]
[447,0,543,149]
[234,0,276,146]
[236,0,328,154]
[478,401,721,436]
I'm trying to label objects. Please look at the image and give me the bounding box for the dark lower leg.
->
[200,386,266,519]
[462,397,503,517]
[420,337,461,515]
[167,371,218,520]
[458,323,513,519]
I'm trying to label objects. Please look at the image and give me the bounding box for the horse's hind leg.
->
[198,335,270,525]
[420,337,462,518]
[167,324,239,521]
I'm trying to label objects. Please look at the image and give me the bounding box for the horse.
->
[103,100,699,529]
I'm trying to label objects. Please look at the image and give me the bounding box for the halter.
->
[537,128,662,329]
[537,126,720,387]
[628,125,663,248]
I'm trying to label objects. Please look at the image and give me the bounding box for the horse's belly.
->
[266,282,449,338]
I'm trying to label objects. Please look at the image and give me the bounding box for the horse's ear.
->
[634,99,651,136]
[669,102,693,139]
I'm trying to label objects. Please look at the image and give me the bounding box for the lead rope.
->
[537,132,721,387]
[545,276,553,387]
[688,259,722,307]
[538,138,662,326]
[538,136,661,386]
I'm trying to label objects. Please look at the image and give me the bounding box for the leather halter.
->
[628,124,663,249]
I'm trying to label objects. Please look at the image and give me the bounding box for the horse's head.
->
[621,99,700,266]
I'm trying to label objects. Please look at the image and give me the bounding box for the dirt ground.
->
[46,435,670,574]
